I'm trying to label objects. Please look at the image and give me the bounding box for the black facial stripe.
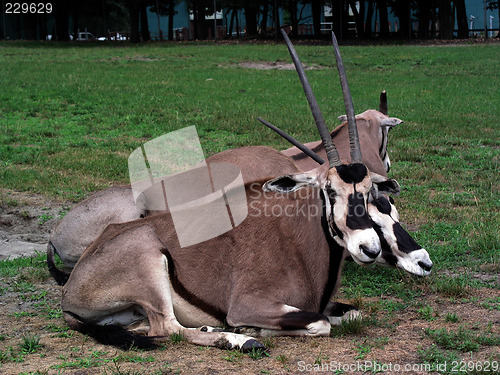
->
[325,187,343,239]
[379,130,386,157]
[326,186,337,202]
[346,192,371,230]
[319,193,345,313]
[373,222,397,266]
[331,217,344,239]
[335,163,368,185]
[393,223,422,253]
[372,196,393,216]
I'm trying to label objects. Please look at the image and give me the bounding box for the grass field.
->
[0,41,499,374]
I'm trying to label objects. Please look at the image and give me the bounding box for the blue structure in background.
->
[147,1,191,40]
[466,1,499,37]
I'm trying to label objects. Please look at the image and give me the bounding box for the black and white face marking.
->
[368,195,433,276]
[324,164,381,264]
[264,164,401,265]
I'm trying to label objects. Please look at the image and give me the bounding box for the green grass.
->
[19,334,42,354]
[424,326,500,352]
[0,42,498,305]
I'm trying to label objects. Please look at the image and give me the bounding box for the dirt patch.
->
[0,189,498,374]
[231,61,324,70]
[0,189,71,261]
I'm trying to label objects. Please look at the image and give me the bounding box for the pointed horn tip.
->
[280,26,292,37]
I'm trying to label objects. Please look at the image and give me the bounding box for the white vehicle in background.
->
[70,32,95,41]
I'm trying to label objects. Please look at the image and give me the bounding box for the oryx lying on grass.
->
[62,147,399,351]
[61,31,401,351]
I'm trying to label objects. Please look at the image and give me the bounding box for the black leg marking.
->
[323,302,359,318]
[241,339,267,353]
[278,311,329,331]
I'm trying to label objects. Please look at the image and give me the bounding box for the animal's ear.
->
[370,172,400,197]
[263,170,322,193]
[380,117,403,128]
[337,115,347,123]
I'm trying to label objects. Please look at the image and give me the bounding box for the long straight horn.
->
[331,31,362,164]
[379,90,388,115]
[281,28,341,168]
[257,117,325,165]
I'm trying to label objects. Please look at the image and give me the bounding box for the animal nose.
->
[360,245,379,260]
[418,261,433,272]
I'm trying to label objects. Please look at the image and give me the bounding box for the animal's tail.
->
[63,312,157,350]
[46,241,71,286]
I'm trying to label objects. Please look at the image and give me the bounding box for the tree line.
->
[3,0,499,42]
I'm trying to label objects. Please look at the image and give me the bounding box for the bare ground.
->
[0,189,498,375]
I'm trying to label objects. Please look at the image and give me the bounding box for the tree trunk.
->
[395,1,411,40]
[439,0,452,39]
[364,0,375,39]
[168,0,174,41]
[330,0,343,40]
[194,0,206,40]
[72,1,79,40]
[140,0,150,41]
[417,2,431,39]
[23,14,38,39]
[288,0,298,37]
[377,0,389,38]
[311,0,322,37]
[128,0,140,42]
[235,7,240,38]
[260,0,269,35]
[455,0,468,38]
[54,0,70,41]
[244,5,258,36]
[228,8,236,38]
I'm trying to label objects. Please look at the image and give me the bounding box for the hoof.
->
[241,339,266,353]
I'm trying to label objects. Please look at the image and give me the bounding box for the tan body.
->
[63,147,355,350]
